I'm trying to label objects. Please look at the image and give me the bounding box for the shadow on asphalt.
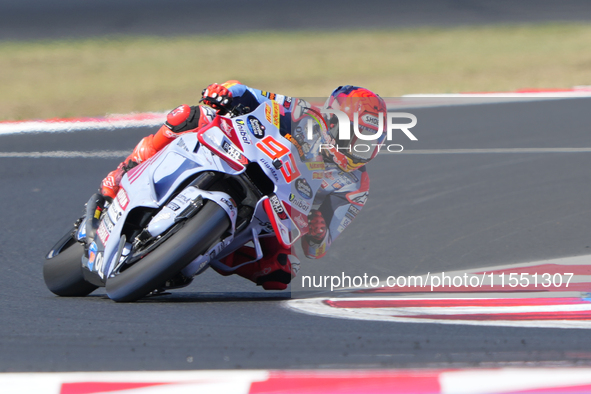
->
[81,292,292,303]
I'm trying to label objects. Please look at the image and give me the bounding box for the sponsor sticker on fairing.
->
[220,118,234,137]
[259,159,279,181]
[295,178,312,199]
[269,194,288,220]
[265,104,273,124]
[235,119,251,145]
[289,193,311,212]
[116,188,129,210]
[103,212,115,232]
[306,162,325,171]
[88,242,98,266]
[247,116,266,139]
[76,220,87,241]
[262,91,277,101]
[285,133,305,157]
[272,101,281,128]
[291,209,308,232]
[95,252,105,279]
[222,139,248,165]
[107,198,123,224]
[97,221,110,244]
[220,197,237,218]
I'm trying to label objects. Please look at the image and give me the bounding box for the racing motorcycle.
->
[44,100,323,302]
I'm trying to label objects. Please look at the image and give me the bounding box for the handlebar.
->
[199,96,250,117]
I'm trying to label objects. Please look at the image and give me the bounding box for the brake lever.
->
[200,96,249,117]
[230,104,250,117]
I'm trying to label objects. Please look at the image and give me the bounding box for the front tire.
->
[105,201,230,302]
[43,240,98,296]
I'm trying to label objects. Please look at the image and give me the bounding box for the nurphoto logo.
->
[311,109,418,153]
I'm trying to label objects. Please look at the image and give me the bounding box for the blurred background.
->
[2,0,591,120]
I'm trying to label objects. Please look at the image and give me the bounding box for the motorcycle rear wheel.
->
[105,201,230,302]
[43,239,99,296]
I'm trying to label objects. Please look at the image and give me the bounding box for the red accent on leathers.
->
[100,135,158,198]
[212,237,295,290]
[307,210,327,243]
[166,104,191,126]
[129,135,158,164]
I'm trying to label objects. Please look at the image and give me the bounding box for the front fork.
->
[79,193,108,245]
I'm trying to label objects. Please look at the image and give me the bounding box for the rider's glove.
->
[202,83,233,112]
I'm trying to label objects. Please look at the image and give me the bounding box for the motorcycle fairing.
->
[82,103,324,284]
[82,132,242,283]
[262,194,301,248]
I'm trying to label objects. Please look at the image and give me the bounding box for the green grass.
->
[2,23,591,121]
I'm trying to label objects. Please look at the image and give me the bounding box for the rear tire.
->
[43,240,98,296]
[106,201,230,302]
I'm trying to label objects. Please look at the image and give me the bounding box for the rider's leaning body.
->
[100,81,385,290]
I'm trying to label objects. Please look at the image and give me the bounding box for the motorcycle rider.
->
[99,81,386,290]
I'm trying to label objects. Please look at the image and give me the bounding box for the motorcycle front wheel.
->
[43,238,98,297]
[105,201,230,302]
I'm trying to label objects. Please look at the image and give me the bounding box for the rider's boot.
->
[100,132,160,199]
[213,238,299,290]
[101,163,127,200]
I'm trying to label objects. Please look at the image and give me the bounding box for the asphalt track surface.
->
[1,98,591,372]
[2,0,591,41]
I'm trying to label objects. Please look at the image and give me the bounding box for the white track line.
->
[406,91,591,98]
[1,88,591,136]
[439,369,591,394]
[286,297,591,329]
[386,90,591,109]
[2,148,591,159]
[0,150,129,159]
[286,253,591,329]
[384,147,591,154]
[0,370,269,394]
[3,368,591,394]
[0,113,166,136]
